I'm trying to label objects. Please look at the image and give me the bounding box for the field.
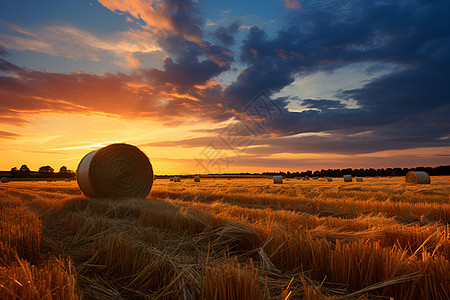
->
[0,176,449,299]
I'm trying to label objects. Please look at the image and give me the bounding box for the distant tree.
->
[59,166,68,173]
[38,165,54,173]
[10,167,18,175]
[19,165,30,173]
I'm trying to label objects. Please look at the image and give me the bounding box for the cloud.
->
[0,23,160,66]
[213,21,240,46]
[126,54,141,68]
[119,0,450,157]
[0,57,23,73]
[97,0,203,43]
[217,0,450,155]
[1,0,235,119]
[0,116,30,126]
[0,46,8,57]
[97,0,235,67]
[283,0,301,10]
[0,131,20,139]
[0,0,235,125]
[0,58,233,125]
[301,99,345,111]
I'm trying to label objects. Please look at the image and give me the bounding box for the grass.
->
[0,176,449,299]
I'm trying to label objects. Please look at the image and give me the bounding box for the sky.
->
[0,0,449,175]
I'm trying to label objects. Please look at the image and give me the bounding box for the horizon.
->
[1,0,449,174]
[2,164,449,177]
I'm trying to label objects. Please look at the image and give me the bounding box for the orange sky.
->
[1,111,448,174]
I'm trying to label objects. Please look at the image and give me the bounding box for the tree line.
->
[261,165,450,178]
[9,165,74,175]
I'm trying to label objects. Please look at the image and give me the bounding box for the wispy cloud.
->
[283,0,301,10]
[0,130,20,139]
[0,22,160,67]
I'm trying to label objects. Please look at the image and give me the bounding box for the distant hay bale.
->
[327,178,332,182]
[194,176,200,182]
[170,178,173,181]
[1,177,10,183]
[77,143,153,199]
[273,175,283,184]
[343,175,352,182]
[312,177,318,180]
[405,171,430,184]
[174,177,181,182]
[356,177,363,182]
[303,176,310,181]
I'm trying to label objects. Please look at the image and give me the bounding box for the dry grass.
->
[0,176,449,299]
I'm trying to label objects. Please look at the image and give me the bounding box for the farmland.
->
[0,177,449,299]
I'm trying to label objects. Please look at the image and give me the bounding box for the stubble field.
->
[0,176,449,299]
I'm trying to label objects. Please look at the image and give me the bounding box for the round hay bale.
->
[1,177,10,183]
[405,171,430,184]
[194,175,200,182]
[77,143,153,199]
[174,176,181,182]
[327,178,333,182]
[273,175,283,184]
[356,177,363,182]
[170,178,173,181]
[343,175,352,182]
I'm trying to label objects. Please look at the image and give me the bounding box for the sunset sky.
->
[0,0,449,174]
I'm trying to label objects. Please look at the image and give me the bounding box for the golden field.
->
[0,176,449,299]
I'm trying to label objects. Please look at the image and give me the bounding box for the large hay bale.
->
[77,143,153,199]
[174,177,181,182]
[273,175,283,184]
[405,171,430,184]
[1,177,10,183]
[356,177,363,182]
[343,175,352,182]
[194,176,200,182]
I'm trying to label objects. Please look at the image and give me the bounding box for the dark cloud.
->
[301,99,345,111]
[163,0,203,40]
[145,55,228,91]
[0,58,23,73]
[136,1,234,92]
[217,0,450,155]
[0,46,8,57]
[213,21,240,46]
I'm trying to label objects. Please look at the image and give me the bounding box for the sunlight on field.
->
[0,177,449,299]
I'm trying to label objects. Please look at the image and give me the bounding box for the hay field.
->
[1,176,449,299]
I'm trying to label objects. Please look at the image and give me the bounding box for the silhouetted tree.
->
[19,165,30,173]
[10,167,18,175]
[59,166,68,173]
[38,165,54,173]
